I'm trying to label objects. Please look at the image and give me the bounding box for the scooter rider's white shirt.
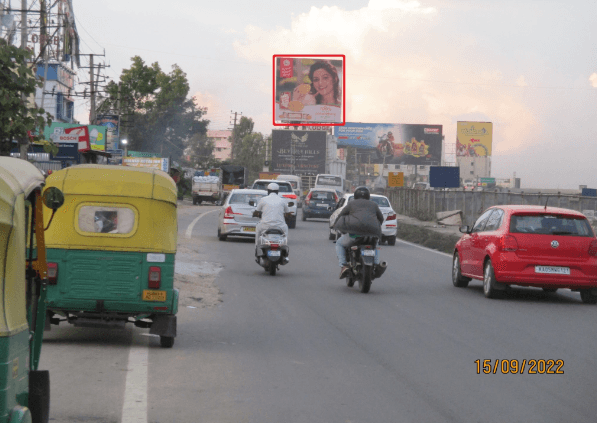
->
[256,192,289,229]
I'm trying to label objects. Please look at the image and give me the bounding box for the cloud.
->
[516,75,528,87]
[590,73,597,88]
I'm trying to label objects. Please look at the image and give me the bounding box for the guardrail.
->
[385,188,597,226]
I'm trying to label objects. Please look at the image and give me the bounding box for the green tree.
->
[184,133,216,169]
[0,40,53,156]
[99,56,209,160]
[230,116,254,159]
[233,131,266,183]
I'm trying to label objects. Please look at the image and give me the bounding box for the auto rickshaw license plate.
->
[142,290,167,302]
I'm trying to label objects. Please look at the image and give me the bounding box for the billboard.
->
[429,166,460,188]
[456,121,493,157]
[97,114,120,150]
[271,130,326,175]
[43,123,106,152]
[334,122,443,165]
[273,55,345,126]
[124,157,169,172]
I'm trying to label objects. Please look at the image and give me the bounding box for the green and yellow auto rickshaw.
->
[0,157,65,423]
[43,165,179,348]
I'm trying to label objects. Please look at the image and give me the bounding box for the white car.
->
[329,193,398,245]
[217,189,267,241]
[251,179,298,229]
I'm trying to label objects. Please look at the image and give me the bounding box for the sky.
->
[71,0,597,189]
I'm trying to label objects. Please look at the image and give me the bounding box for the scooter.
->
[251,206,292,276]
[343,236,387,293]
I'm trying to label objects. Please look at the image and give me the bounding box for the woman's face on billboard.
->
[312,68,334,99]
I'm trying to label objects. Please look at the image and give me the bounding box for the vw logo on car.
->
[551,240,559,248]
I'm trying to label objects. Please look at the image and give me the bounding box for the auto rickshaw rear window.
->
[78,206,136,235]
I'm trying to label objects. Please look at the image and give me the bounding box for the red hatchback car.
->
[452,205,597,303]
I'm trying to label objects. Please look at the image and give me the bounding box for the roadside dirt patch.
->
[175,236,223,308]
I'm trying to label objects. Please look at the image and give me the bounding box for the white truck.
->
[192,175,221,205]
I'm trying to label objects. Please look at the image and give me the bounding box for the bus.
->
[314,174,346,194]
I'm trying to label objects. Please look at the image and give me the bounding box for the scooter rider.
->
[254,182,291,247]
[333,186,384,279]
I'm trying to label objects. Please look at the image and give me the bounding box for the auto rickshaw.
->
[0,157,65,423]
[42,165,179,347]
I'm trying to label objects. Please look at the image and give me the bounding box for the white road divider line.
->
[185,210,219,239]
[121,342,149,423]
[396,238,452,257]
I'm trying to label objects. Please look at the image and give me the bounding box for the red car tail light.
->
[47,262,58,285]
[148,266,161,289]
[500,235,518,252]
[305,192,313,206]
[588,240,597,256]
[224,206,240,219]
[283,194,297,199]
[386,213,396,221]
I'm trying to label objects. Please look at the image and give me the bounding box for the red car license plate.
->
[535,266,570,275]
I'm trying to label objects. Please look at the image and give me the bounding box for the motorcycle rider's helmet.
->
[267,182,279,195]
[353,186,370,200]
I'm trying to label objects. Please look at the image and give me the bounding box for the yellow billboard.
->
[456,122,492,157]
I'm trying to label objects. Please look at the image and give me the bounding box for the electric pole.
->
[18,0,28,160]
[229,110,241,160]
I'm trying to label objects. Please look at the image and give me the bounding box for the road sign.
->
[388,172,404,187]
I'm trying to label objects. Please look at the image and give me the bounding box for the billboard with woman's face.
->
[273,55,345,126]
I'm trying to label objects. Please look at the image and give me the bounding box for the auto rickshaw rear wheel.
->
[160,336,175,348]
[29,370,50,423]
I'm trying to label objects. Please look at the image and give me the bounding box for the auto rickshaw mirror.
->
[42,187,65,210]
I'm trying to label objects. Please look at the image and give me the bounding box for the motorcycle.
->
[251,204,293,276]
[343,236,387,293]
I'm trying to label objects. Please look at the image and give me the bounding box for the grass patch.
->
[396,223,461,255]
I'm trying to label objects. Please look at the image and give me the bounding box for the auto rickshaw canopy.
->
[0,157,45,336]
[43,165,178,253]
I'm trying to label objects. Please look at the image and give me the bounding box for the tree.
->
[230,116,254,159]
[98,56,209,160]
[0,40,53,156]
[184,133,216,169]
[233,130,267,183]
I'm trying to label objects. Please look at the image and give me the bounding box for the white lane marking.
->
[395,238,452,257]
[185,210,219,239]
[121,342,149,423]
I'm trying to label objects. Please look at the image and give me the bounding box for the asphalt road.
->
[41,204,597,423]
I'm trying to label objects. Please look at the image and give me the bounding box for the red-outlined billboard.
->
[273,54,345,127]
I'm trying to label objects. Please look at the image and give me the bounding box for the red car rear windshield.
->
[509,214,594,237]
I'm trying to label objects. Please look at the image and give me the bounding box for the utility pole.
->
[229,110,241,160]
[89,54,95,125]
[18,0,28,160]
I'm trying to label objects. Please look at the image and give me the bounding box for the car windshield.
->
[229,193,266,205]
[371,197,390,207]
[509,214,594,237]
[253,181,292,192]
[311,191,336,201]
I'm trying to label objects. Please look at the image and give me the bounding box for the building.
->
[457,156,491,183]
[35,61,77,123]
[208,130,232,161]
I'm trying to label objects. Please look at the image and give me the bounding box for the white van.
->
[314,174,345,195]
[276,175,303,207]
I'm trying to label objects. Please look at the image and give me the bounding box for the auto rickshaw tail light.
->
[47,262,58,284]
[148,266,161,289]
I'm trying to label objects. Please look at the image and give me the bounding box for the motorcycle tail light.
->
[148,266,161,289]
[47,262,58,285]
[500,235,518,252]
[588,240,597,256]
[270,244,279,249]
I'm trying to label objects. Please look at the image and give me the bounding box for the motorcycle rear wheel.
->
[358,266,372,293]
[269,263,277,276]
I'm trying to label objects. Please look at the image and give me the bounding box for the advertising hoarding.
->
[123,157,169,172]
[273,55,345,126]
[97,114,120,150]
[456,121,493,157]
[334,122,442,165]
[271,130,326,175]
[429,166,460,188]
[43,123,106,152]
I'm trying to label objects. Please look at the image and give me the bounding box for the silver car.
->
[217,189,267,241]
[329,193,398,245]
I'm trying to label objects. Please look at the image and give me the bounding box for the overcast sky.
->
[73,0,597,189]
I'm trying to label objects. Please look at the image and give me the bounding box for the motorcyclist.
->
[254,182,291,248]
[333,186,384,279]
